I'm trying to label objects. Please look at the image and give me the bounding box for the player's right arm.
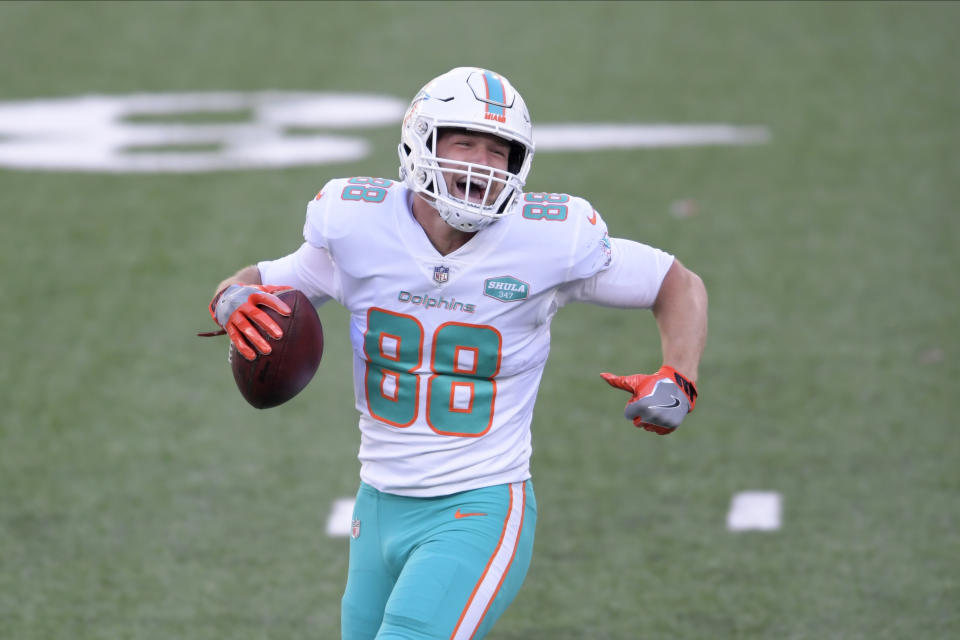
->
[205,182,343,359]
[206,242,339,360]
[214,264,262,293]
[205,276,291,361]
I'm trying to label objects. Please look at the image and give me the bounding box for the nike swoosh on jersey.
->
[587,209,598,225]
[454,509,487,519]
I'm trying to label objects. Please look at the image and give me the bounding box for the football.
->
[229,289,324,409]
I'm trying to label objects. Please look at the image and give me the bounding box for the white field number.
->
[0,92,405,172]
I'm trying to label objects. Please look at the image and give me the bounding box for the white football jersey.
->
[258,177,673,497]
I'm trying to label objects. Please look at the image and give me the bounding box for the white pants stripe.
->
[450,481,527,639]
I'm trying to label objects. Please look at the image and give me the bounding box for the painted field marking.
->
[0,93,771,173]
[726,491,782,531]
[535,124,771,150]
[325,497,356,537]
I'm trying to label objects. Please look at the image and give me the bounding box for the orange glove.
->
[600,366,698,435]
[206,284,293,361]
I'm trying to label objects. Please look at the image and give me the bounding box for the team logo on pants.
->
[351,518,361,539]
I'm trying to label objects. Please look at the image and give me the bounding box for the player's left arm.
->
[555,201,708,434]
[600,259,707,434]
[652,259,707,385]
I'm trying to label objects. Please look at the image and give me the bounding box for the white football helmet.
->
[398,67,535,232]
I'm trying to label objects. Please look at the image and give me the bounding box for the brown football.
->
[229,289,323,409]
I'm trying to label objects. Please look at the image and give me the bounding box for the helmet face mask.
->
[398,67,535,232]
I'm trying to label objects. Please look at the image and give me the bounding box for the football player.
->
[208,67,707,639]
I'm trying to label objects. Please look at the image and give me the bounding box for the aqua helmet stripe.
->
[482,71,507,122]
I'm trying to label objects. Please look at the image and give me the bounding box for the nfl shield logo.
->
[351,518,361,539]
[433,265,450,284]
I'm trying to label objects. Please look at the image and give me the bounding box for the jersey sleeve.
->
[556,237,675,309]
[564,197,614,282]
[302,180,337,250]
[257,242,339,306]
[257,179,348,306]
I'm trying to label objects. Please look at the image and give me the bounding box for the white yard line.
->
[0,93,770,172]
[726,491,782,531]
[325,497,356,537]
[535,124,771,150]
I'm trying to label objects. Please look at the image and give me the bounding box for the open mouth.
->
[454,177,492,204]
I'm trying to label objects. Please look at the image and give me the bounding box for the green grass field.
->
[1,2,957,638]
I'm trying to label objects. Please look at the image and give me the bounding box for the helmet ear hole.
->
[508,143,525,175]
